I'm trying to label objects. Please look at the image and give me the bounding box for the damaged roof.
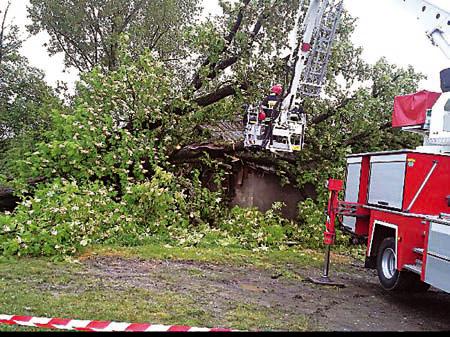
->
[203,120,244,144]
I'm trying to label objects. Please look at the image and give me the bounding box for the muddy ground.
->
[77,255,450,331]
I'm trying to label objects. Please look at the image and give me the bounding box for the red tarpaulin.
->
[392,90,441,128]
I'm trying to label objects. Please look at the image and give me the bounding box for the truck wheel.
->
[377,237,431,292]
[376,237,410,291]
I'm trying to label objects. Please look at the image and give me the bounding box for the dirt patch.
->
[78,256,450,331]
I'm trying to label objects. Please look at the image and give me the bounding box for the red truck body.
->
[338,149,450,293]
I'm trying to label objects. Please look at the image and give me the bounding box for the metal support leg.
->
[323,244,331,278]
[306,179,345,288]
[307,245,345,287]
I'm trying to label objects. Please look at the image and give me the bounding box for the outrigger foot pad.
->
[306,276,346,288]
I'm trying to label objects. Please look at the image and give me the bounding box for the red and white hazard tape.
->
[0,314,234,332]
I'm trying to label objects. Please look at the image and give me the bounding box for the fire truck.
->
[321,1,450,293]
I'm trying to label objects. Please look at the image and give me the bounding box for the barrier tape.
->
[0,315,234,332]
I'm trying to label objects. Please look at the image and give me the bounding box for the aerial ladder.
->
[313,0,450,292]
[243,0,344,153]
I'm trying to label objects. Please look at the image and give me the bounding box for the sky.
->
[2,0,449,93]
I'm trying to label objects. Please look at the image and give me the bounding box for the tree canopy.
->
[27,0,201,72]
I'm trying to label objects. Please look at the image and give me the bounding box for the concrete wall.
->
[230,167,304,220]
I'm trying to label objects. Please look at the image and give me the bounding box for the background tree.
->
[27,0,201,73]
[0,1,60,175]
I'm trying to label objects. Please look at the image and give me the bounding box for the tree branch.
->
[48,23,85,72]
[201,2,273,85]
[343,121,392,147]
[120,0,147,33]
[47,20,95,71]
[194,82,249,107]
[87,3,111,65]
[191,0,251,90]
[311,95,355,125]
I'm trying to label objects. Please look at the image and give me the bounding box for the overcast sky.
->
[2,0,449,93]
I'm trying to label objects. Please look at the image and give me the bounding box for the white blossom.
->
[22,200,32,208]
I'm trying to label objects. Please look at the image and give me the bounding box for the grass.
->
[0,244,354,332]
[85,244,345,269]
[225,303,313,331]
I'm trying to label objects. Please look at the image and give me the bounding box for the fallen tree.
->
[0,1,425,257]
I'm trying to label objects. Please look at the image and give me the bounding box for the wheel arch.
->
[365,221,398,269]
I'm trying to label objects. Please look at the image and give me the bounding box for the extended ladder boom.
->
[282,0,343,111]
[282,0,323,112]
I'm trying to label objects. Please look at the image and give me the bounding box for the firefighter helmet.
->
[271,84,283,95]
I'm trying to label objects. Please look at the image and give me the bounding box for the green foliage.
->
[1,45,304,256]
[0,58,53,143]
[0,178,304,257]
[297,199,349,250]
[10,47,195,186]
[202,202,299,251]
[0,179,124,256]
[0,173,208,256]
[186,21,225,65]
[296,199,327,249]
[27,0,201,73]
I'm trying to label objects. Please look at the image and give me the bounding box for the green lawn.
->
[88,244,327,268]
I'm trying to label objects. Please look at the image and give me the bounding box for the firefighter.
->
[260,84,283,147]
[260,84,283,121]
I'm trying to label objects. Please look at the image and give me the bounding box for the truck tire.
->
[376,237,413,292]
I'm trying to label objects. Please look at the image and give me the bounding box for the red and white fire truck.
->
[322,1,450,293]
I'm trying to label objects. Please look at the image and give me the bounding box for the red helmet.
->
[271,84,283,95]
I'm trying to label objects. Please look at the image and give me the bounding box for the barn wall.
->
[231,166,303,220]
